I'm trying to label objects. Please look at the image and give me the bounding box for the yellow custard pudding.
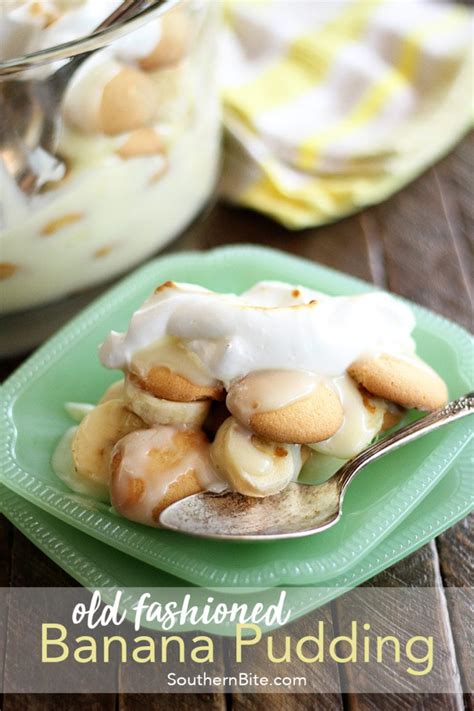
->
[1,1,220,316]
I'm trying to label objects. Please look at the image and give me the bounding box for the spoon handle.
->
[95,0,150,32]
[53,0,158,91]
[337,392,474,494]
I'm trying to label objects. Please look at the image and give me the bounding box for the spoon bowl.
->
[159,480,342,540]
[0,79,62,192]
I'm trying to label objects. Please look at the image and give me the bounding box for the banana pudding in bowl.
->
[0,1,220,331]
[52,279,448,529]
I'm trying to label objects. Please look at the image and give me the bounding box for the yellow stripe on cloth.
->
[236,39,472,231]
[221,1,473,229]
[296,7,466,171]
[238,162,366,229]
[223,0,381,124]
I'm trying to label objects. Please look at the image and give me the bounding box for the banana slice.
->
[309,374,386,460]
[210,417,304,497]
[64,402,95,423]
[110,427,217,526]
[299,450,347,486]
[52,426,110,502]
[124,376,210,426]
[72,399,144,488]
[139,8,192,70]
[98,378,125,404]
[100,67,157,136]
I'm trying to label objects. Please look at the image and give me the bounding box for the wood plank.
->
[2,531,116,709]
[371,136,473,331]
[433,136,473,270]
[229,603,343,711]
[0,515,12,711]
[336,542,464,709]
[433,132,474,711]
[0,515,12,587]
[0,356,26,384]
[165,201,377,283]
[437,515,474,711]
[8,528,76,587]
[231,693,341,710]
[119,691,226,711]
[118,632,227,710]
[437,513,474,590]
[3,695,115,711]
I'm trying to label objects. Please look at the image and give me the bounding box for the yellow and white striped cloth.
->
[218,0,473,229]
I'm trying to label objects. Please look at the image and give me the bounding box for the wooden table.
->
[1,132,472,710]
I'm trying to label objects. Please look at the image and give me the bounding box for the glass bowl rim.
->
[0,0,178,76]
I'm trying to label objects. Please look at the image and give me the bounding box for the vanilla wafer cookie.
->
[227,370,343,444]
[128,367,224,402]
[348,354,448,412]
[124,374,210,426]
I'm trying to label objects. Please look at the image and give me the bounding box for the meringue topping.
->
[100,280,417,387]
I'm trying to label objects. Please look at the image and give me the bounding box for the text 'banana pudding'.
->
[52,280,448,528]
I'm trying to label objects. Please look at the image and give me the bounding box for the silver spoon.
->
[159,392,474,540]
[0,0,157,194]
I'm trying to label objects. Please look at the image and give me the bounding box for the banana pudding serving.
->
[52,280,448,529]
[1,0,220,315]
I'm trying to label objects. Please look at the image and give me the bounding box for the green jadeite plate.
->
[0,246,472,587]
[0,442,471,630]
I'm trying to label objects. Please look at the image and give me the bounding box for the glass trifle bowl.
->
[0,0,221,353]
